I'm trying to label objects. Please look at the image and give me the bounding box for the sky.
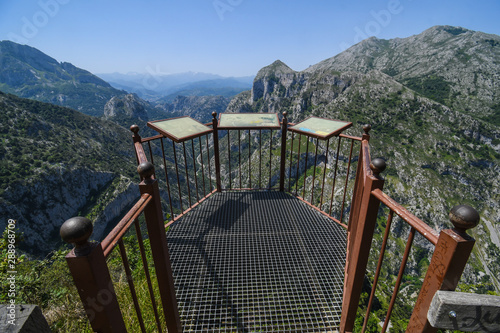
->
[1,0,499,77]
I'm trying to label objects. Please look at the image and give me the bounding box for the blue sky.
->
[1,0,499,77]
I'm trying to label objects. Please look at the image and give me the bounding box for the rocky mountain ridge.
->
[306,25,500,122]
[0,92,138,255]
[0,41,127,117]
[104,93,150,123]
[226,27,500,291]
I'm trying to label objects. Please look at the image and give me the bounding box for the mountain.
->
[0,41,126,116]
[98,71,254,101]
[154,95,231,123]
[158,77,254,102]
[0,41,244,125]
[226,27,500,292]
[0,42,234,256]
[2,26,499,292]
[0,91,138,255]
[104,93,150,126]
[306,25,500,123]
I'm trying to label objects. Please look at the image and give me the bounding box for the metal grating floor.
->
[166,191,346,332]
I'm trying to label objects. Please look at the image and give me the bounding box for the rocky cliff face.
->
[0,167,140,255]
[0,166,114,253]
[104,93,149,122]
[155,95,230,123]
[307,25,500,121]
[0,92,139,256]
[84,176,139,242]
[225,28,500,291]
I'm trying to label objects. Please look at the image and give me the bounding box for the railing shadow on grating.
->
[61,111,480,333]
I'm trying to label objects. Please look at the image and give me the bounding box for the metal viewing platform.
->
[60,112,485,333]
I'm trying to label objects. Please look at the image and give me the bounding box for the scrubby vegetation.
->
[0,91,136,192]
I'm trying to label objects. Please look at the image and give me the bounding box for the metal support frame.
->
[62,121,481,333]
[279,112,288,191]
[212,112,222,192]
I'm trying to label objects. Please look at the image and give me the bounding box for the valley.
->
[0,24,499,330]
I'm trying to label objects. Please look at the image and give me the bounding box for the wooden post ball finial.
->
[449,204,480,233]
[137,161,155,180]
[60,217,93,255]
[370,158,386,176]
[130,124,139,134]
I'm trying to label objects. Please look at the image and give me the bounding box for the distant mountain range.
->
[0,40,247,120]
[97,71,254,101]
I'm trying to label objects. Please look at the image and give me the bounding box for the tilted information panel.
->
[289,116,352,140]
[218,113,281,130]
[148,116,213,142]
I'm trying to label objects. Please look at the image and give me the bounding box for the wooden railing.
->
[340,132,479,333]
[61,113,480,333]
[60,158,181,332]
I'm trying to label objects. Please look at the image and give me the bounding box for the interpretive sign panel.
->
[218,113,280,129]
[289,116,352,140]
[148,116,213,142]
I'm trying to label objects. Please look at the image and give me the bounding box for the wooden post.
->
[347,125,371,236]
[279,111,288,191]
[130,125,142,166]
[137,162,182,333]
[427,291,500,332]
[212,112,222,192]
[130,125,149,170]
[60,217,127,333]
[407,204,479,332]
[340,155,386,333]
